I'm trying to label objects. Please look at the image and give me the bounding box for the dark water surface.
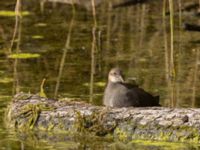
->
[0,0,200,149]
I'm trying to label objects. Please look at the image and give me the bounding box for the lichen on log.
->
[5,92,200,143]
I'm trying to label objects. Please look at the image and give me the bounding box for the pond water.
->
[0,0,200,149]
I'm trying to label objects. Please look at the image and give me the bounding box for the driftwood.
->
[5,92,200,143]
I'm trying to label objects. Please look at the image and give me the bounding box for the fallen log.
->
[5,92,200,143]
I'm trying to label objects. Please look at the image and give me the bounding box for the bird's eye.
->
[113,72,117,75]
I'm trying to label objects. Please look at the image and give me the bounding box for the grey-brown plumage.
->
[103,68,160,107]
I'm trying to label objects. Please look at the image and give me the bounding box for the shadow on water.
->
[0,0,200,149]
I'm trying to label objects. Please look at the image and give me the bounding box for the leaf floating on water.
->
[138,58,147,62]
[83,82,106,87]
[0,11,30,17]
[83,83,89,87]
[0,70,5,74]
[8,53,41,59]
[0,77,13,83]
[95,82,106,87]
[34,23,47,27]
[32,35,44,39]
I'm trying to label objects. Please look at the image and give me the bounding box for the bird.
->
[103,68,160,107]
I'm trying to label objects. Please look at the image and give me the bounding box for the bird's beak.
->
[118,75,124,83]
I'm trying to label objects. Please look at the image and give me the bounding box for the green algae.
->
[130,140,193,150]
[8,53,41,59]
[34,23,47,27]
[83,81,106,87]
[115,128,128,142]
[0,77,13,83]
[14,103,55,130]
[47,122,55,131]
[0,10,30,17]
[31,35,44,39]
[75,110,116,136]
[29,105,41,129]
[114,120,200,144]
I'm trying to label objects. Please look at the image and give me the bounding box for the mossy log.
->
[5,93,200,143]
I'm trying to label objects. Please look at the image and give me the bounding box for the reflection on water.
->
[0,0,200,149]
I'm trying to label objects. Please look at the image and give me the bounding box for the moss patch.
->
[14,103,55,130]
[75,110,116,136]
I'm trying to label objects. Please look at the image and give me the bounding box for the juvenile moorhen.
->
[103,68,160,107]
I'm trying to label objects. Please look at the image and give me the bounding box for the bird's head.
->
[108,68,124,83]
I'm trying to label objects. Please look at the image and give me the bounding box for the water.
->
[0,0,200,149]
